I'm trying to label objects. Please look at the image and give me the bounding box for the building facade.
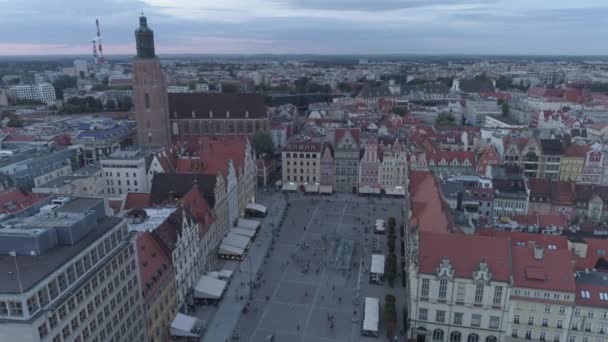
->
[0,197,146,342]
[319,142,335,190]
[281,140,322,187]
[101,149,155,197]
[334,128,361,192]
[359,137,381,189]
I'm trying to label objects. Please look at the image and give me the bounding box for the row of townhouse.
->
[408,231,608,342]
[280,128,408,194]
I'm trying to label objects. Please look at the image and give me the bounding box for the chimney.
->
[533,244,544,260]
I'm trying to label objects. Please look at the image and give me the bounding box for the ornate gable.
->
[436,256,455,280]
[472,259,492,284]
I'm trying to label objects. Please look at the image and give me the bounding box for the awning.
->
[371,254,385,275]
[319,185,333,194]
[305,184,320,193]
[194,275,227,299]
[363,297,379,332]
[170,313,201,337]
[218,243,244,256]
[385,186,406,196]
[237,218,261,231]
[246,203,267,214]
[376,219,384,225]
[206,271,219,279]
[231,227,256,238]
[282,182,298,191]
[374,225,385,232]
[219,269,233,280]
[359,186,381,194]
[222,233,251,250]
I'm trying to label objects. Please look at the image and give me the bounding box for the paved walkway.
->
[201,192,287,341]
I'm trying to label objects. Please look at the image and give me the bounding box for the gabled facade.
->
[334,128,361,192]
[358,137,380,189]
[521,139,542,179]
[477,146,501,175]
[380,139,408,190]
[319,142,335,188]
[581,150,603,184]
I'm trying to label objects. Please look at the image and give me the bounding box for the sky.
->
[0,0,607,56]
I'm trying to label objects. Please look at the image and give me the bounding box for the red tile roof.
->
[418,232,512,282]
[410,171,451,234]
[0,188,48,214]
[181,184,215,237]
[174,137,248,178]
[511,240,576,292]
[575,238,608,271]
[334,128,361,145]
[123,193,151,211]
[136,231,174,303]
[564,144,591,158]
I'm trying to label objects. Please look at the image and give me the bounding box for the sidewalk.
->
[200,192,286,341]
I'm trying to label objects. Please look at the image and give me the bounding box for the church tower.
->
[133,15,171,147]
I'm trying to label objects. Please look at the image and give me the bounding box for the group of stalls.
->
[218,218,261,260]
[374,219,385,234]
[171,270,234,339]
[281,181,333,195]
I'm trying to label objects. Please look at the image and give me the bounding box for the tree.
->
[384,294,397,338]
[117,96,132,111]
[6,116,23,127]
[52,75,78,100]
[502,102,510,117]
[251,131,274,158]
[385,253,397,287]
[436,112,456,126]
[106,99,116,110]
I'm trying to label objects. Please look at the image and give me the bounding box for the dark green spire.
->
[135,13,155,58]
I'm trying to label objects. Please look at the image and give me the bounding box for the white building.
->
[101,149,154,197]
[8,83,56,105]
[167,85,190,93]
[465,99,501,126]
[32,166,106,198]
[281,140,322,187]
[379,139,408,191]
[0,197,146,342]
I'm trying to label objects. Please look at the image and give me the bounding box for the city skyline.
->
[1,0,608,56]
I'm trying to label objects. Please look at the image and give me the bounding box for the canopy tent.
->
[319,185,333,194]
[222,233,251,250]
[219,269,233,280]
[218,243,245,256]
[304,183,320,193]
[230,227,256,238]
[194,275,227,299]
[385,186,406,197]
[206,271,219,279]
[371,254,385,275]
[238,218,261,231]
[246,203,267,214]
[376,219,384,225]
[170,313,202,337]
[362,297,379,334]
[282,182,298,192]
[359,186,381,194]
[374,224,385,233]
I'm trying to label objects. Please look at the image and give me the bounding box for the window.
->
[454,312,463,325]
[486,337,497,342]
[557,320,563,329]
[559,306,566,315]
[525,331,532,340]
[545,305,551,313]
[584,322,591,332]
[456,283,466,303]
[436,310,446,323]
[489,316,500,329]
[421,279,430,298]
[493,286,503,306]
[450,331,462,342]
[474,283,484,304]
[471,314,481,327]
[38,323,49,339]
[574,308,581,316]
[144,93,150,110]
[468,333,479,342]
[540,332,546,341]
[514,315,520,324]
[439,278,448,299]
[419,308,428,320]
[433,329,445,341]
[512,329,518,338]
[528,317,534,325]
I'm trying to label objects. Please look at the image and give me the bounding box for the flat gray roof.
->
[55,197,101,213]
[0,217,122,293]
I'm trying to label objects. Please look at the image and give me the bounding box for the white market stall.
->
[230,227,256,238]
[193,275,228,304]
[170,313,204,338]
[218,243,245,260]
[385,186,406,197]
[370,254,385,284]
[222,233,251,250]
[304,183,320,193]
[359,186,381,195]
[237,218,261,232]
[245,203,267,217]
[282,182,298,192]
[362,297,379,336]
[319,185,333,194]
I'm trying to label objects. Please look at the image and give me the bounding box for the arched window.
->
[468,333,479,342]
[439,278,448,299]
[433,329,445,341]
[144,93,150,109]
[486,336,497,342]
[450,331,461,342]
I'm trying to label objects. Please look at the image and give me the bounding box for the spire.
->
[135,14,155,58]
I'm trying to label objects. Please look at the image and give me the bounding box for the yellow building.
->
[559,144,590,182]
[137,231,177,342]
